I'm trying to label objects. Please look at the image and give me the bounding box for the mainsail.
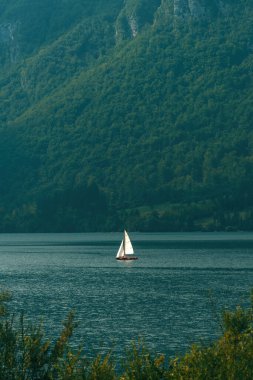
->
[124,230,134,255]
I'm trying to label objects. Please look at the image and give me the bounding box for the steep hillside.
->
[0,0,253,232]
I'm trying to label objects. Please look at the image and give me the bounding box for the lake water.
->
[0,232,252,359]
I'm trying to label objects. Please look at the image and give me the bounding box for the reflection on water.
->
[0,232,252,358]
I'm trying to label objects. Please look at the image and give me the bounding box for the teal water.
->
[0,232,252,358]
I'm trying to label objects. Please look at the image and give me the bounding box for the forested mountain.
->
[0,0,253,232]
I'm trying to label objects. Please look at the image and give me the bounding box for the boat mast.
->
[123,230,126,257]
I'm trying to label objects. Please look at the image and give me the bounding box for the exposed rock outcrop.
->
[0,22,20,64]
[155,0,225,22]
[115,0,161,41]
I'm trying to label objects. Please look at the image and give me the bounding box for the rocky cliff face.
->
[175,0,225,17]
[115,0,161,41]
[116,0,230,41]
[0,22,19,65]
[157,0,225,20]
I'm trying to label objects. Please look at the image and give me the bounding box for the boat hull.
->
[116,257,138,261]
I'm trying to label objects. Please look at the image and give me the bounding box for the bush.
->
[0,291,253,379]
[167,292,253,379]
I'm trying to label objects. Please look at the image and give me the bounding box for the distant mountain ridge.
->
[0,0,253,232]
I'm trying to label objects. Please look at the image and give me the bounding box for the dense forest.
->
[0,0,253,232]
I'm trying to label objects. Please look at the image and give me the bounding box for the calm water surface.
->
[0,232,252,358]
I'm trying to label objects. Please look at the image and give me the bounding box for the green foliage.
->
[84,353,116,380]
[167,294,253,380]
[1,0,253,231]
[0,307,79,378]
[1,291,253,378]
[121,341,165,380]
[0,290,12,316]
[0,291,116,379]
[222,306,252,336]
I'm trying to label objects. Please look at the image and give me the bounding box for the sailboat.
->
[116,230,138,260]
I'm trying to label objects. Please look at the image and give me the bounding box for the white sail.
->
[116,240,125,258]
[124,230,134,255]
[116,230,134,258]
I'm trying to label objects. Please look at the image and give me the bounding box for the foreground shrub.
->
[120,341,165,380]
[168,292,253,379]
[0,291,253,379]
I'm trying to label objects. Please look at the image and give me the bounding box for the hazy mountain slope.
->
[0,0,124,58]
[0,0,253,231]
